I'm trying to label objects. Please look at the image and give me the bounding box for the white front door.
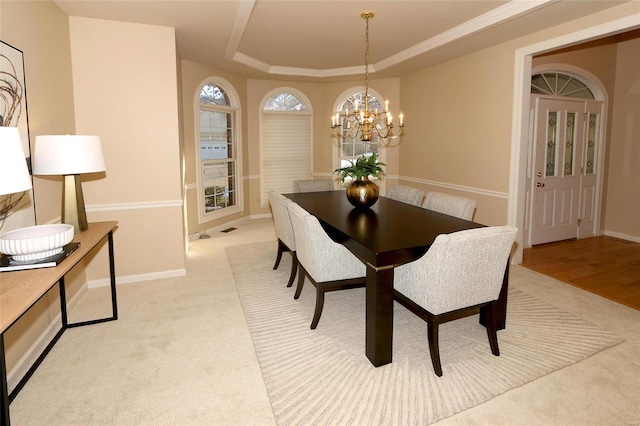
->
[576,102,602,239]
[531,98,585,245]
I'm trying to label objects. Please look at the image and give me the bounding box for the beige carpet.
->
[227,241,624,425]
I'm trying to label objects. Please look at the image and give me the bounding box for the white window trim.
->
[195,77,243,224]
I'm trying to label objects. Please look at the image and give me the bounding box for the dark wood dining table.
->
[284,190,509,367]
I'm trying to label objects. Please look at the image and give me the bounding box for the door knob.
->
[536,182,545,187]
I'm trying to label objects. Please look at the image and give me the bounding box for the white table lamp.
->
[33,135,106,233]
[1,127,76,261]
[0,127,32,196]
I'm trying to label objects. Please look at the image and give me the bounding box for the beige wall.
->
[398,2,640,234]
[2,5,186,381]
[1,0,76,224]
[0,0,85,379]
[606,36,640,238]
[68,16,185,280]
[399,46,513,225]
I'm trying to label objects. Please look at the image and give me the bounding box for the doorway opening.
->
[508,16,640,265]
[525,69,606,247]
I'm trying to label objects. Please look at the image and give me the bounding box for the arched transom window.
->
[264,93,307,111]
[531,72,594,99]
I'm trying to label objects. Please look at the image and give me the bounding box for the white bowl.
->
[0,224,75,261]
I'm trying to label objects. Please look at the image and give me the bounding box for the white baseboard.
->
[603,230,640,243]
[198,216,253,236]
[7,283,88,392]
[88,269,187,288]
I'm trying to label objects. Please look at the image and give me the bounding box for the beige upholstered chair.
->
[393,225,517,376]
[293,179,334,193]
[268,192,298,287]
[422,191,476,221]
[286,202,366,329]
[386,184,425,206]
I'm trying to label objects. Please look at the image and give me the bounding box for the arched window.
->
[197,80,242,221]
[333,89,386,186]
[264,93,307,111]
[260,89,312,206]
[531,72,594,99]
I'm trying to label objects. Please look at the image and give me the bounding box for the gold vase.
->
[346,177,379,208]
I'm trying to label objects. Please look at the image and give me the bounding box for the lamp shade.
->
[0,126,33,196]
[33,135,105,175]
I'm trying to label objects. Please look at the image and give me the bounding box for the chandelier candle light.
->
[331,11,404,142]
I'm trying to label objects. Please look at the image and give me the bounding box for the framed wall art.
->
[1,39,36,233]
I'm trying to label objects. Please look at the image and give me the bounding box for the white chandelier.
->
[331,12,404,143]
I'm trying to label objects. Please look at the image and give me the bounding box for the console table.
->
[0,221,118,426]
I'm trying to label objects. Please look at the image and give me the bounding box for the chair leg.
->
[286,252,298,288]
[427,318,443,377]
[310,284,325,330]
[294,264,305,300]
[273,240,286,270]
[483,303,501,356]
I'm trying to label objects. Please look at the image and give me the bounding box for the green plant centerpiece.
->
[334,153,386,208]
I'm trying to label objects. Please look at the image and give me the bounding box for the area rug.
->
[226,241,623,425]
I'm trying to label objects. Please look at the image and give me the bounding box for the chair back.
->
[394,226,517,315]
[287,202,365,282]
[268,192,295,250]
[386,184,425,206]
[293,179,334,193]
[423,191,476,221]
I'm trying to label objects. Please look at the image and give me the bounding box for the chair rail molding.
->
[400,176,509,199]
[86,199,183,212]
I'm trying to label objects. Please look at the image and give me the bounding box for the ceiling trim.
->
[225,0,257,60]
[227,0,558,78]
[376,0,557,72]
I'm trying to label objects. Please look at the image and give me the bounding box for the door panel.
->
[577,106,601,239]
[559,187,574,225]
[531,99,584,245]
[581,185,595,222]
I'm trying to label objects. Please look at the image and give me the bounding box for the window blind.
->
[261,112,312,206]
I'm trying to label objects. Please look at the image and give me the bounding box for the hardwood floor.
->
[521,236,640,310]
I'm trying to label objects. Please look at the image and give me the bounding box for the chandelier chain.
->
[364,14,370,102]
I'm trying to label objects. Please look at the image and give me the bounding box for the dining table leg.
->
[365,263,395,367]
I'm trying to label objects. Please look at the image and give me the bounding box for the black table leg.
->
[1,335,9,426]
[365,264,395,367]
[108,231,118,321]
[67,231,118,328]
